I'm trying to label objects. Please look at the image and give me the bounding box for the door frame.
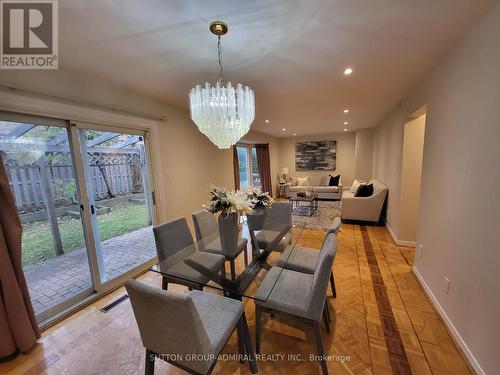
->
[0,93,163,329]
[71,120,158,293]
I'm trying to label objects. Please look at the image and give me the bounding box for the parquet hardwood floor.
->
[0,225,473,375]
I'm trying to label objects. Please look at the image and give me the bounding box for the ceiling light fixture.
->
[343,109,349,113]
[189,21,255,149]
[293,133,297,136]
[344,121,348,125]
[344,67,353,75]
[282,128,286,131]
[344,128,348,131]
[265,119,270,123]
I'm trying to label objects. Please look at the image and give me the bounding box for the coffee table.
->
[288,193,318,216]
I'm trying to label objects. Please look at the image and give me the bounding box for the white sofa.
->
[341,179,388,222]
[288,176,343,200]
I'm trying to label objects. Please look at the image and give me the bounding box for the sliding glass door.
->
[237,144,260,188]
[0,113,157,324]
[77,125,155,283]
[0,117,94,322]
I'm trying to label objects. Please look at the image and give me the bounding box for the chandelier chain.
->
[217,35,224,84]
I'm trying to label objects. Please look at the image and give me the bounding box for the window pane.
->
[237,146,249,187]
[0,120,93,320]
[79,129,155,282]
[251,147,261,187]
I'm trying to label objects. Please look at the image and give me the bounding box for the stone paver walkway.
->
[24,226,155,315]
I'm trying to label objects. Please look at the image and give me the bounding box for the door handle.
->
[90,205,95,215]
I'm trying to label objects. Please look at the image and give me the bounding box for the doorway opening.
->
[398,106,426,243]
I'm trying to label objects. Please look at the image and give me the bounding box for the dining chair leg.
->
[323,305,330,333]
[255,305,262,354]
[324,299,331,323]
[161,277,168,291]
[221,263,226,278]
[240,312,258,374]
[330,272,336,298]
[312,321,328,375]
[145,349,155,375]
[236,317,245,363]
[243,247,248,267]
[230,260,237,281]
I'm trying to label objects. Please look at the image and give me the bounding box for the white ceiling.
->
[59,0,492,137]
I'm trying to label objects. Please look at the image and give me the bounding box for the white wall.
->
[354,128,375,181]
[372,3,500,373]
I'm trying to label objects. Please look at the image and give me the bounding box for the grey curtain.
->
[0,153,40,359]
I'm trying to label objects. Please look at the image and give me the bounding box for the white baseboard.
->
[385,222,416,247]
[412,266,484,375]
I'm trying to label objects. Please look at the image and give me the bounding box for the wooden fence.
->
[5,161,143,212]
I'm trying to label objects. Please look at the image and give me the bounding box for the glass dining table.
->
[150,215,304,302]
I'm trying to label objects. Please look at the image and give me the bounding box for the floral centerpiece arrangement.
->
[203,185,255,256]
[203,184,254,216]
[241,187,274,209]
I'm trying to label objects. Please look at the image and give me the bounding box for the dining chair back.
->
[125,280,214,374]
[192,209,219,246]
[153,217,193,262]
[309,233,337,320]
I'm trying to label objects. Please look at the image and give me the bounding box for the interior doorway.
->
[398,107,426,243]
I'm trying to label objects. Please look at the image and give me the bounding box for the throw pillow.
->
[297,177,310,186]
[355,183,374,197]
[329,174,340,186]
[350,179,363,193]
[319,176,329,186]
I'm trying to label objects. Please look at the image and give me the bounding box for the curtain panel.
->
[255,144,272,195]
[232,146,240,190]
[0,154,40,360]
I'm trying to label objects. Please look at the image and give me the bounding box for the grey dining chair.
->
[254,233,338,375]
[247,202,292,255]
[153,217,225,291]
[192,210,248,281]
[276,216,341,297]
[125,280,257,375]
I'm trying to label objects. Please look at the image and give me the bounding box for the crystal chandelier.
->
[189,21,255,149]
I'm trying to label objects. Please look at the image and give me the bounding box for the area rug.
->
[292,200,341,231]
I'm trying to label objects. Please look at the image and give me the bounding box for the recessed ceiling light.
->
[265,119,270,123]
[282,128,286,131]
[344,121,348,125]
[344,128,348,131]
[293,133,297,136]
[344,67,353,75]
[343,109,349,113]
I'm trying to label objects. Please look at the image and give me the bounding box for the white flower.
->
[226,190,253,214]
[203,184,254,215]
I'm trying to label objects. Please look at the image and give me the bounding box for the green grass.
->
[22,203,149,267]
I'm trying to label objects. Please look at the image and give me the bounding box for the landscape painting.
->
[295,141,336,170]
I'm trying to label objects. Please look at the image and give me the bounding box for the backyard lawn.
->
[21,203,149,266]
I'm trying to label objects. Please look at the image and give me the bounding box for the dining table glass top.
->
[150,214,305,302]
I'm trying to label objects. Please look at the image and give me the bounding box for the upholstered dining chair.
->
[254,233,338,375]
[246,202,292,256]
[153,217,225,291]
[276,216,341,297]
[125,280,257,375]
[192,210,248,281]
